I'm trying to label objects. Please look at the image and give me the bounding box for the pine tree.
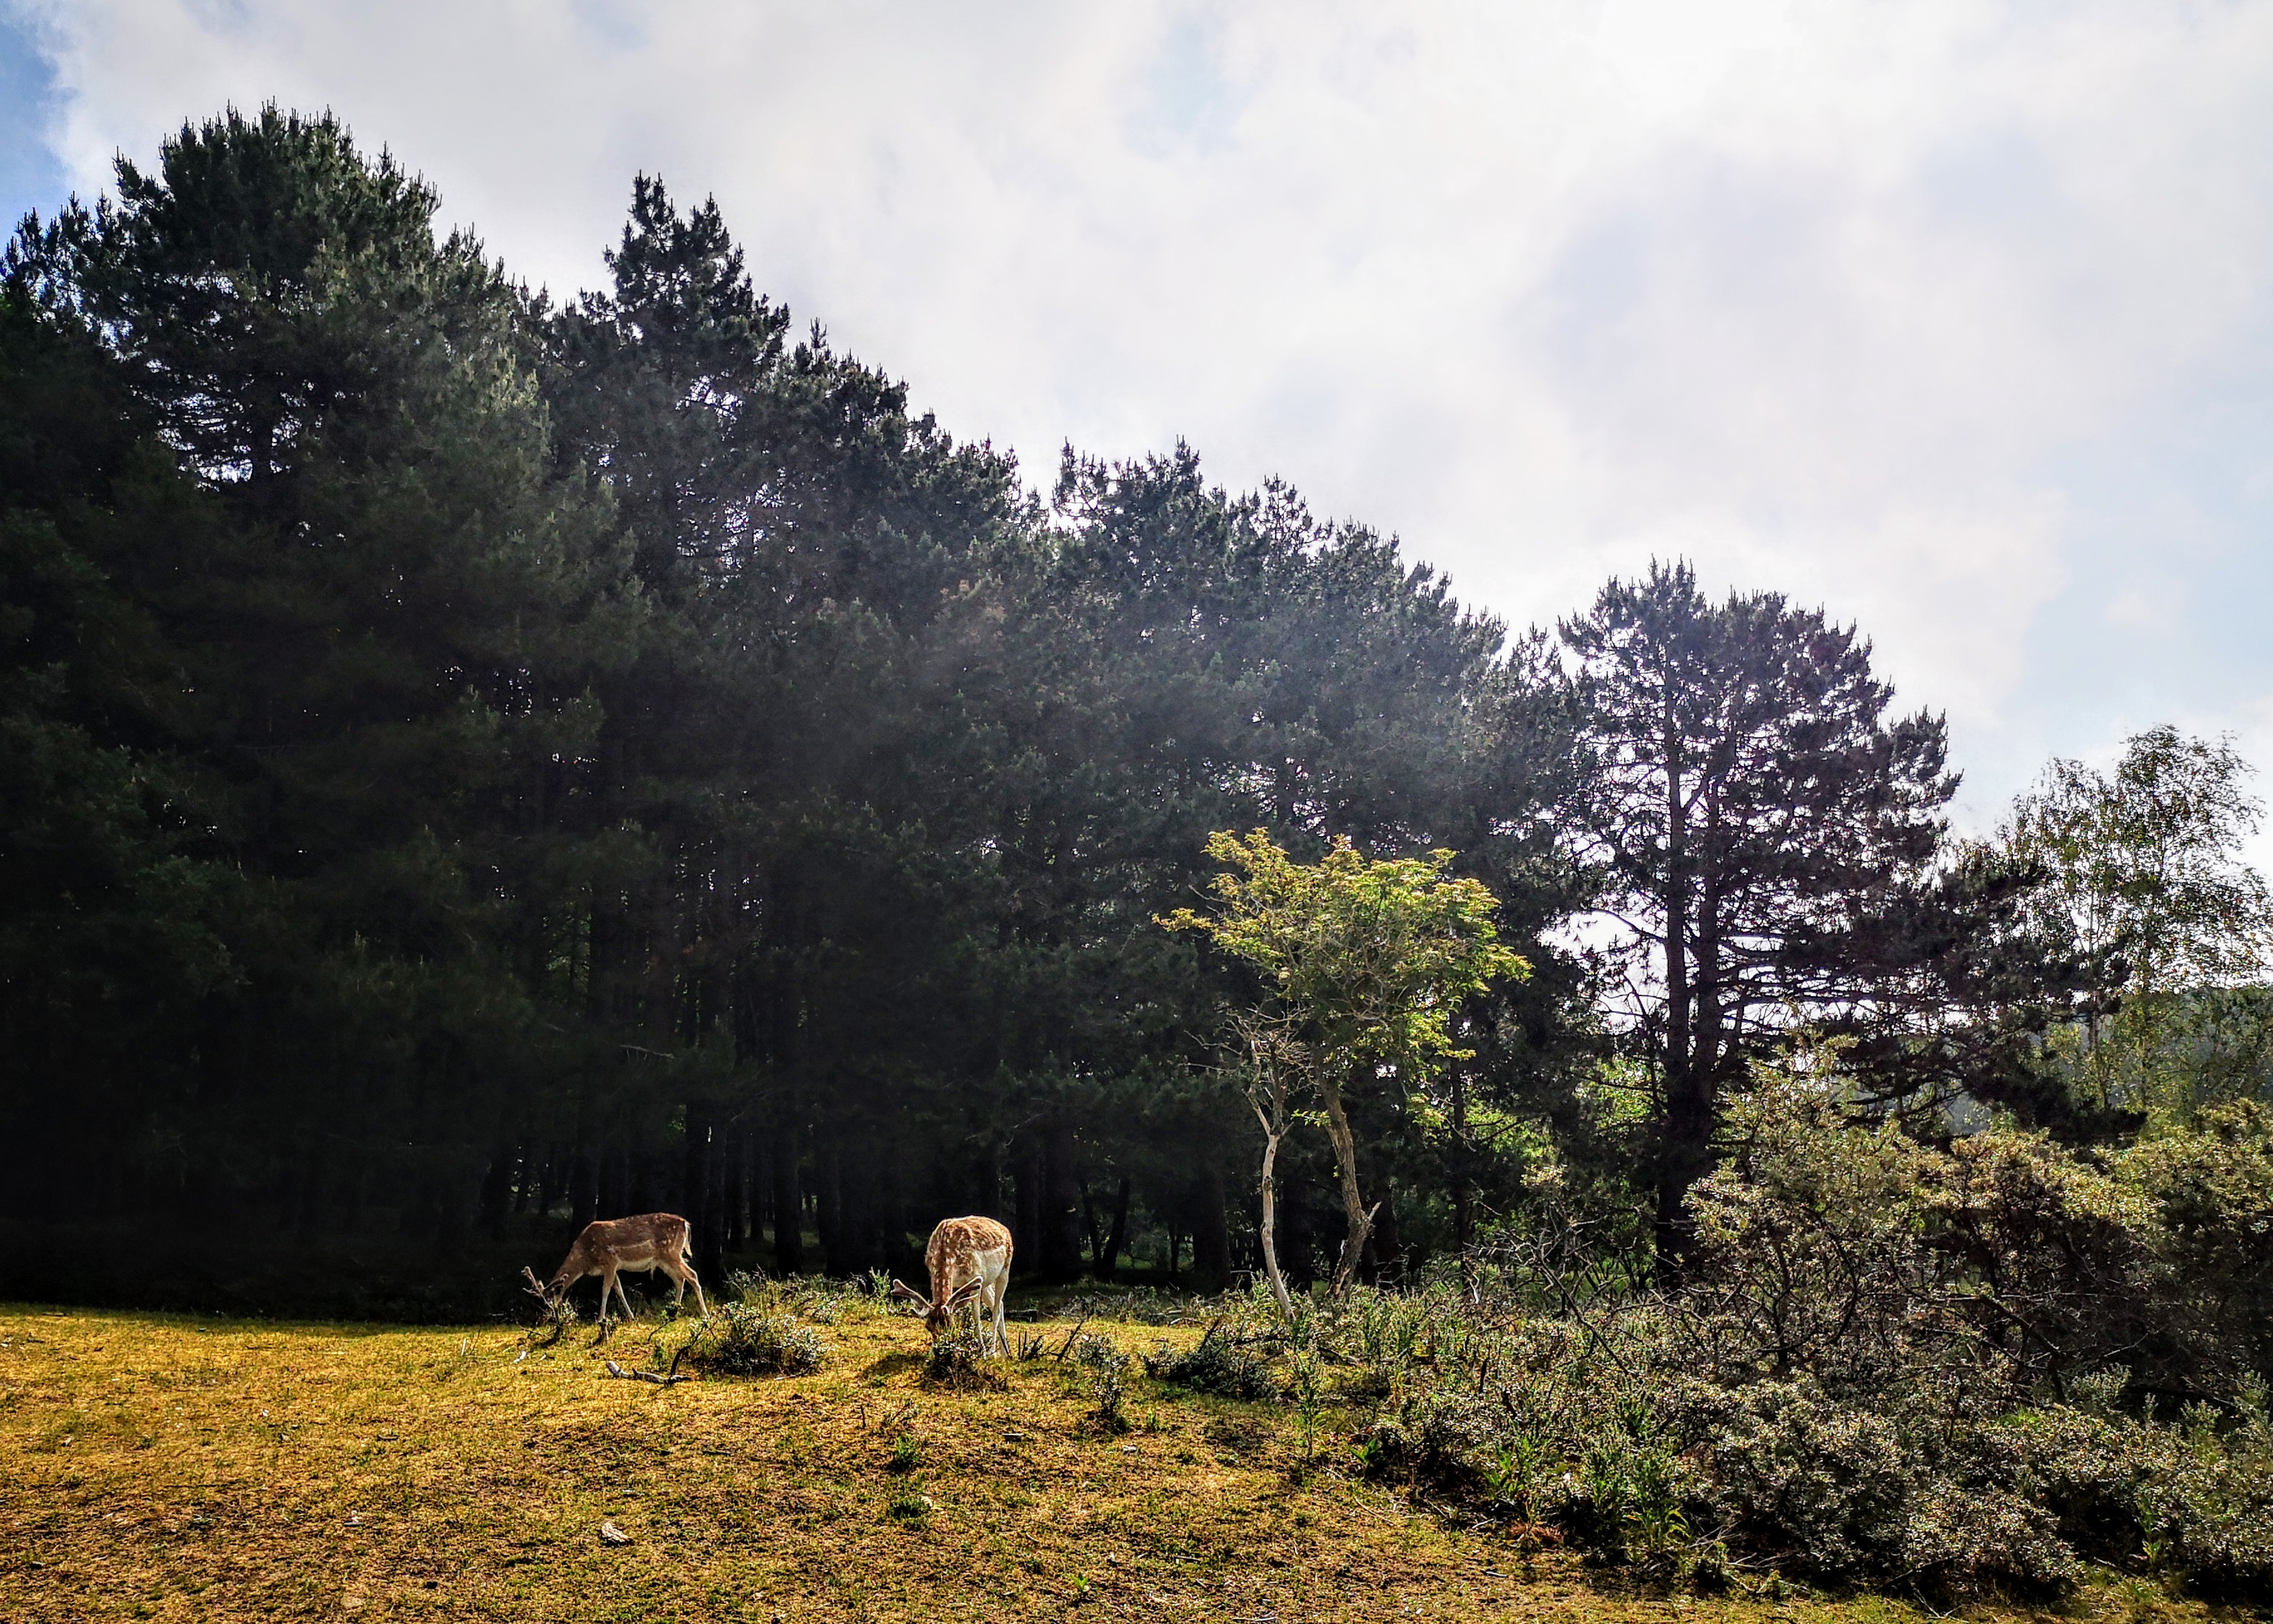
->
[1561,562,1954,1271]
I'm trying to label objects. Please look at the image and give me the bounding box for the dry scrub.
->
[0,1303,2230,1624]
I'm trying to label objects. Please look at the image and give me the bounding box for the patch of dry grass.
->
[0,1304,2212,1623]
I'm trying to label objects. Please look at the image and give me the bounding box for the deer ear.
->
[889,1279,927,1305]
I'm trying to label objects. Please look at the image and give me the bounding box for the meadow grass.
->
[0,1302,2213,1623]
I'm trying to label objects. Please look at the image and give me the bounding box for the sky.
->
[6,0,2273,848]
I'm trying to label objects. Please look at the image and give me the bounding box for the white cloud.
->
[18,0,2273,834]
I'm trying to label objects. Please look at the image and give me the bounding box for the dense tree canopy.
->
[1,106,2265,1316]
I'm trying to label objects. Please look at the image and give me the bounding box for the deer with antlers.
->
[892,1215,1013,1355]
[522,1213,709,1329]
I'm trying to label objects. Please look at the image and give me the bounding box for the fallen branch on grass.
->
[602,1358,690,1386]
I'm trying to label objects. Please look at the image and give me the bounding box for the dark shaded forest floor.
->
[0,1305,2226,1623]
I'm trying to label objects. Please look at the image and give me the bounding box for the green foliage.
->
[1161,829,1528,1079]
[2008,727,2273,1127]
[1339,1067,2273,1598]
[1164,829,1530,1293]
[1560,560,1970,1262]
[6,111,2273,1615]
[672,1303,826,1378]
[1143,1323,1277,1402]
[922,1334,1004,1390]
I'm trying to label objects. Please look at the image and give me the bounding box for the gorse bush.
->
[671,1303,825,1378]
[1336,1066,2273,1599]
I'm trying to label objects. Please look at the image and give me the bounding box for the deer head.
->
[890,1276,987,1341]
[520,1265,562,1306]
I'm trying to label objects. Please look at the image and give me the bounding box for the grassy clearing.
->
[0,1303,2220,1623]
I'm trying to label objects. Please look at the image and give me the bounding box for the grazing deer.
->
[522,1213,708,1327]
[892,1215,1013,1355]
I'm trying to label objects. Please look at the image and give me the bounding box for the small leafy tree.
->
[1163,830,1529,1296]
[2006,726,2273,1119]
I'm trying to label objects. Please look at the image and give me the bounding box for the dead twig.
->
[603,1359,690,1387]
[1052,1309,1092,1363]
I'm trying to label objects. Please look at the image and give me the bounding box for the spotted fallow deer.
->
[892,1216,1013,1355]
[522,1213,709,1326]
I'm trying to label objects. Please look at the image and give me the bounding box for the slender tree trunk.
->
[1099,1175,1132,1281]
[1656,684,1701,1279]
[727,1131,748,1248]
[1249,1068,1296,1318]
[1192,1164,1232,1291]
[296,1142,327,1243]
[540,1144,567,1216]
[479,1138,513,1242]
[1014,1137,1044,1278]
[1042,1124,1083,1284]
[1370,1169,1403,1285]
[1081,1177,1106,1274]
[978,1139,1004,1224]
[569,1142,598,1229]
[817,1139,847,1275]
[770,1116,804,1275]
[1318,1073,1374,1293]
[685,1102,723,1288]
[1451,1067,1474,1281]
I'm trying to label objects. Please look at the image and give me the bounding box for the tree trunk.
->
[817,1139,848,1275]
[1042,1124,1083,1283]
[684,1102,723,1288]
[1254,1118,1294,1317]
[1192,1164,1232,1291]
[478,1138,513,1241]
[569,1144,598,1229]
[771,1117,805,1275]
[1081,1177,1106,1274]
[978,1139,1005,1224]
[1655,680,1706,1279]
[1369,1169,1403,1284]
[723,1130,747,1248]
[1098,1175,1132,1281]
[1451,1067,1474,1281]
[296,1142,328,1243]
[1318,1073,1374,1293]
[1014,1137,1043,1277]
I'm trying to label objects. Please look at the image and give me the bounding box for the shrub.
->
[673,1303,826,1377]
[924,1333,1005,1390]
[1287,1062,2273,1600]
[1698,1381,1917,1579]
[1089,1368,1131,1435]
[1072,1331,1129,1373]
[1145,1323,1276,1401]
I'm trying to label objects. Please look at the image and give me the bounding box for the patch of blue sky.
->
[0,8,65,232]
[1126,16,1237,159]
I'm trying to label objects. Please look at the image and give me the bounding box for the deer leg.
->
[990,1282,1007,1357]
[685,1262,708,1318]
